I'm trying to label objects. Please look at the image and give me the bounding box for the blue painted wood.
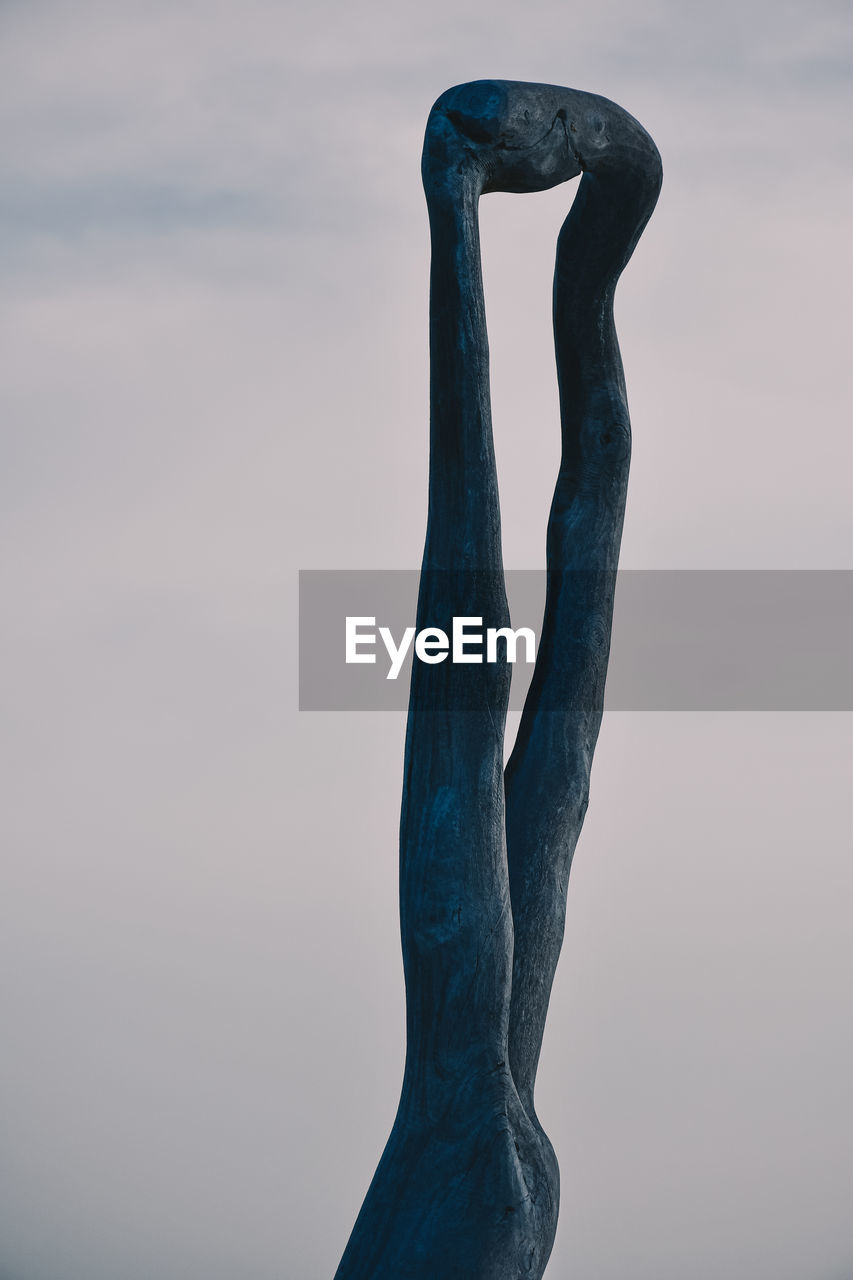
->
[334,81,662,1280]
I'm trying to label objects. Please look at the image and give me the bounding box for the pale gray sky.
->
[1,2,852,1278]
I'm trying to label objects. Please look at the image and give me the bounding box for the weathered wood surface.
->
[334,80,662,1280]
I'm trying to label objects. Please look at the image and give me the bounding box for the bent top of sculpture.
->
[424,78,661,197]
[335,80,661,1280]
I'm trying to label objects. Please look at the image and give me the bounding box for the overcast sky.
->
[1,2,852,1278]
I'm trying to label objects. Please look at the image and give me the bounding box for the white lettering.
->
[379,625,416,680]
[453,616,483,663]
[486,626,536,664]
[346,617,539,674]
[345,616,376,663]
[415,628,449,664]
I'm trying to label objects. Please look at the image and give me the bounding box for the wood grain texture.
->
[334,81,662,1280]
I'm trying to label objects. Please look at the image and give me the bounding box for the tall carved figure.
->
[334,80,662,1279]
